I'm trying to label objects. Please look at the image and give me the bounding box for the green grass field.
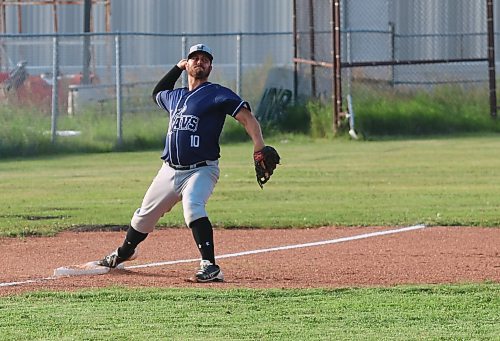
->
[1,285,498,340]
[0,136,499,340]
[0,135,499,236]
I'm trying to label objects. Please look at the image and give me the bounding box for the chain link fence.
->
[294,0,334,101]
[294,0,494,133]
[1,0,497,152]
[0,31,292,150]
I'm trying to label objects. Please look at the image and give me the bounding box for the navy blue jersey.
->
[155,82,249,165]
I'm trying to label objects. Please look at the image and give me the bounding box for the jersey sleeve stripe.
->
[156,92,168,111]
[231,101,251,117]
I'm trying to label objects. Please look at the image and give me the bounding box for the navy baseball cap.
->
[188,43,213,62]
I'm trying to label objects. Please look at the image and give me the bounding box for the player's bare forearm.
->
[235,108,265,152]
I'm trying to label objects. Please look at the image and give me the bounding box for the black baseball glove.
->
[253,146,280,188]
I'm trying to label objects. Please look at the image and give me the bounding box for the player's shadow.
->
[112,268,182,278]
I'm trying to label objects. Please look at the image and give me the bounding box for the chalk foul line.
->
[126,224,426,269]
[0,224,426,288]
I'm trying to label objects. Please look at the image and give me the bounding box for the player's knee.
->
[131,208,157,234]
[184,203,207,226]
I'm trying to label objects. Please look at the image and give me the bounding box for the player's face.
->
[187,52,212,80]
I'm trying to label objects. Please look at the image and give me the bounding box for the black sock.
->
[117,226,148,258]
[189,217,215,264]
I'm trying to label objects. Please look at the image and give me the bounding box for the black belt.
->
[167,161,208,171]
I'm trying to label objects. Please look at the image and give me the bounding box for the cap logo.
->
[188,43,213,61]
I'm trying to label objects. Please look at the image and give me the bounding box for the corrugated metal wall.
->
[0,0,495,88]
[343,0,488,63]
[112,0,292,69]
[390,0,486,60]
[108,0,291,33]
[105,0,292,67]
[336,0,489,86]
[3,0,293,70]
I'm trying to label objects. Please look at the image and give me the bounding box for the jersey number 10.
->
[190,135,200,147]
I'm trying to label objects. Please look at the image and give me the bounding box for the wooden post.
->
[308,0,316,97]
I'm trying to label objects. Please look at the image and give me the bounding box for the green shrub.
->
[307,100,334,138]
[278,104,310,133]
[353,84,500,137]
[2,82,499,158]
[0,104,167,157]
[0,106,53,157]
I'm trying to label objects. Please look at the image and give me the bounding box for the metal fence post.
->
[182,36,187,87]
[292,0,298,104]
[332,0,342,133]
[486,0,497,118]
[50,35,59,144]
[344,0,352,96]
[82,0,92,84]
[389,21,395,87]
[236,34,242,96]
[115,34,123,146]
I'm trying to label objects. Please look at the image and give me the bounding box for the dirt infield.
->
[1,226,499,296]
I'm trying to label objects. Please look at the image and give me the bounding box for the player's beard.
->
[189,65,211,80]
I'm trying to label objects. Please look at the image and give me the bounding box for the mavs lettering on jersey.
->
[155,82,250,166]
[171,114,199,132]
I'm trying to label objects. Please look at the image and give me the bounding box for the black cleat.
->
[97,249,138,268]
[195,260,224,282]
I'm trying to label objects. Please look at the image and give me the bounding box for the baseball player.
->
[97,44,279,282]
